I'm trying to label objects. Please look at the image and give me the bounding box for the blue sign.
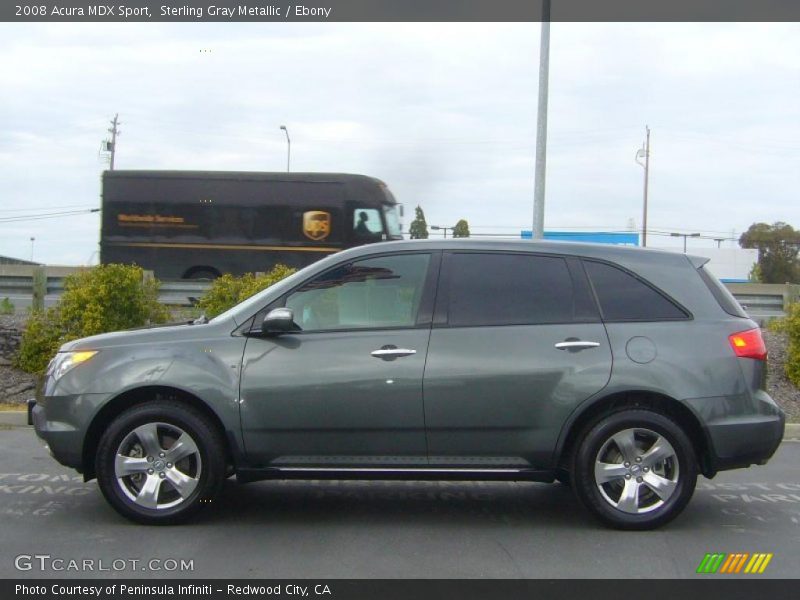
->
[520,231,640,246]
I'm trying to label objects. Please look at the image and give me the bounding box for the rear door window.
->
[445,253,576,327]
[583,260,688,321]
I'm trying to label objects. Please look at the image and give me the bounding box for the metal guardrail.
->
[0,265,798,317]
[0,266,211,309]
[724,283,799,324]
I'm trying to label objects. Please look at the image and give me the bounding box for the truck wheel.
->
[572,409,697,530]
[186,269,218,280]
[96,401,226,524]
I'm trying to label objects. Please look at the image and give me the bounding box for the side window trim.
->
[565,257,602,323]
[581,258,692,322]
[432,251,453,327]
[245,251,440,335]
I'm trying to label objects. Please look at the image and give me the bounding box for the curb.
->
[1,412,799,438]
[0,411,28,427]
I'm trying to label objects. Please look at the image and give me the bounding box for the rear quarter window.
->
[696,265,749,318]
[584,260,689,322]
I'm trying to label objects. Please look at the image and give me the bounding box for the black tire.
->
[572,409,697,530]
[186,269,219,280]
[96,401,226,525]
[185,270,219,305]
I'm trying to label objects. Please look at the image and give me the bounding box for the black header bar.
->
[3,0,800,23]
[4,579,800,600]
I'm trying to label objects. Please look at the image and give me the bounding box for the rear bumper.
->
[685,390,785,475]
[705,413,785,471]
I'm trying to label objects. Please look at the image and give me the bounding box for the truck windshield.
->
[383,205,403,238]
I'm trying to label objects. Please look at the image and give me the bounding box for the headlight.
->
[49,351,98,381]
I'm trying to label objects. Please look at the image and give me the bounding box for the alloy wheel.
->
[114,422,202,510]
[593,427,679,514]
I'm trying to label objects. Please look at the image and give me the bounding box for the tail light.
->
[728,328,767,361]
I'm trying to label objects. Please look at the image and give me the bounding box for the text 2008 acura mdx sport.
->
[31,240,785,529]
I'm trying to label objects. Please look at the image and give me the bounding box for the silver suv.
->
[31,240,785,529]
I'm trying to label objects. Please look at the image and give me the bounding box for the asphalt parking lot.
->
[1,422,798,579]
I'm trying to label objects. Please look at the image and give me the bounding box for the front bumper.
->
[685,390,785,475]
[32,393,112,472]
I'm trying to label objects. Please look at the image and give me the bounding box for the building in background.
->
[521,230,639,246]
[0,255,40,266]
[519,230,756,282]
[652,247,757,283]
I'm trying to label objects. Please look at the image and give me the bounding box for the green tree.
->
[785,303,800,386]
[452,219,470,238]
[197,264,296,318]
[16,264,168,374]
[739,222,800,283]
[0,297,14,315]
[408,206,429,239]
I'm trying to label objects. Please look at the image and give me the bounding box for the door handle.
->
[371,348,417,359]
[554,341,600,350]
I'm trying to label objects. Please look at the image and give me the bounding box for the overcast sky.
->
[1,22,799,265]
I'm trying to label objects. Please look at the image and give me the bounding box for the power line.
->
[0,204,96,214]
[0,208,100,224]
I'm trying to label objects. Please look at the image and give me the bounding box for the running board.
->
[235,466,556,484]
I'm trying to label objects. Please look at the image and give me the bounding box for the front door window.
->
[285,253,431,331]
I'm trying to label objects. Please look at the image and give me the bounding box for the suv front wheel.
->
[572,409,697,530]
[96,401,226,524]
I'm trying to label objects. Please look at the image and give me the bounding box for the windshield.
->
[207,267,311,325]
[383,205,403,238]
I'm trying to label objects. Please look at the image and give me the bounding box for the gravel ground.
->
[0,314,37,407]
[1,317,799,422]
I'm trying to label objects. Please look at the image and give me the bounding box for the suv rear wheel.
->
[96,401,226,524]
[572,409,697,530]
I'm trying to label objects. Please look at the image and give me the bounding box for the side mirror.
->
[261,307,295,335]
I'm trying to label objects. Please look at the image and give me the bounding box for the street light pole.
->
[635,126,651,247]
[430,225,452,239]
[532,0,551,239]
[30,237,35,262]
[670,232,700,253]
[279,125,291,172]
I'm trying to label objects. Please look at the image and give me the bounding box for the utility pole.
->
[104,114,120,170]
[635,126,650,247]
[532,0,551,239]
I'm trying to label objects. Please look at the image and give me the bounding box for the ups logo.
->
[303,211,331,241]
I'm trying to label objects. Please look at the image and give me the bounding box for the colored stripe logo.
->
[696,553,773,574]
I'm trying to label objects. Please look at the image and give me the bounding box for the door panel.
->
[424,323,611,468]
[240,329,430,467]
[422,251,612,469]
[238,251,437,468]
